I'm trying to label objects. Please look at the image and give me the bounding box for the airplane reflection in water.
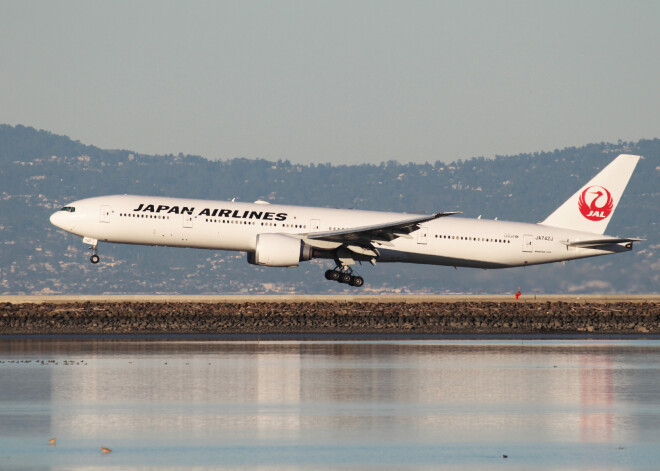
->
[1,340,655,450]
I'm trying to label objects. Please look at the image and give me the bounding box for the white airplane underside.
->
[50,154,643,288]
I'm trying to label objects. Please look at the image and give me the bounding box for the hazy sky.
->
[2,1,659,164]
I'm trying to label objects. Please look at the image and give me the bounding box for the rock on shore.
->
[0,301,658,335]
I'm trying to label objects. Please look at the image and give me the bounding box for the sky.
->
[1,0,660,165]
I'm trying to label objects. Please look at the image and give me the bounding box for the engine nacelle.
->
[247,233,313,267]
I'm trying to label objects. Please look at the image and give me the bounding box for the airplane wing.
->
[308,212,457,244]
[302,212,458,260]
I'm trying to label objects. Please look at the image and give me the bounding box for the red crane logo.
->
[578,186,613,221]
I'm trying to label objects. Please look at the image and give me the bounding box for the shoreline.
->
[2,332,660,341]
[1,299,658,335]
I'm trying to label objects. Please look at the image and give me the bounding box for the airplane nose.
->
[50,211,65,229]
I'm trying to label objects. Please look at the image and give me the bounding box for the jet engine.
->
[247,233,313,267]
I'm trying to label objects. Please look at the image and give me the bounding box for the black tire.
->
[90,254,100,264]
[329,270,341,281]
[350,276,364,287]
[325,270,334,280]
[339,273,352,284]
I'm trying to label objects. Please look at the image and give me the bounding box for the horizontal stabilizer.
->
[561,237,644,248]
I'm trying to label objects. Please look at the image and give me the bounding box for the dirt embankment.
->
[1,301,658,335]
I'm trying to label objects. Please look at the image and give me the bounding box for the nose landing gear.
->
[324,267,364,287]
[84,237,100,264]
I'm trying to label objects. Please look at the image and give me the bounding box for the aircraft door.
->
[416,227,428,245]
[183,214,193,228]
[522,234,533,252]
[310,219,320,232]
[100,205,111,223]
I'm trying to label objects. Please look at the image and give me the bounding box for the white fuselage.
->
[49,195,631,269]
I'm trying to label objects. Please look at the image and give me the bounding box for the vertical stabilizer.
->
[540,154,640,234]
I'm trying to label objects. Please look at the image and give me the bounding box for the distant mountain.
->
[1,124,658,294]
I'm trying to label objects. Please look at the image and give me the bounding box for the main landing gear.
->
[324,267,364,287]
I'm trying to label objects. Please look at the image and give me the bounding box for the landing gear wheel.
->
[325,262,365,287]
[90,254,100,264]
[349,276,364,287]
[339,272,352,284]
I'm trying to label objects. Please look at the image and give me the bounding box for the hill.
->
[1,124,658,294]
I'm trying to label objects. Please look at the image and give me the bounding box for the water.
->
[1,338,659,470]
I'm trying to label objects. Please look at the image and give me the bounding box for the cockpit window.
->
[60,206,76,213]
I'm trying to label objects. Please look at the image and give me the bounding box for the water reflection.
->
[0,339,659,470]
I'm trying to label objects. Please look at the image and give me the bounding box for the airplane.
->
[50,154,642,288]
